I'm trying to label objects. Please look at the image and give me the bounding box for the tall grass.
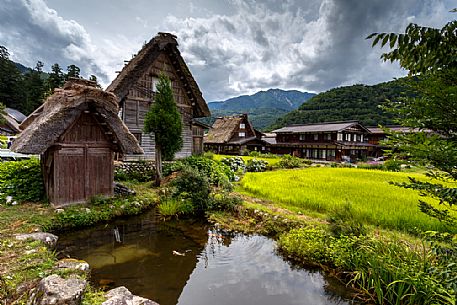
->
[239,167,456,233]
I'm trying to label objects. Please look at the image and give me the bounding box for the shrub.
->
[0,158,45,203]
[246,158,268,172]
[203,151,214,159]
[210,192,242,212]
[383,159,402,172]
[182,156,234,185]
[277,155,310,169]
[221,156,245,173]
[171,166,211,214]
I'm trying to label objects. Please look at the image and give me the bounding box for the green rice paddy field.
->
[239,167,457,233]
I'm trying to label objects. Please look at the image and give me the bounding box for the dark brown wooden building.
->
[11,79,143,207]
[107,32,210,161]
[367,126,422,158]
[271,121,371,161]
[204,114,266,155]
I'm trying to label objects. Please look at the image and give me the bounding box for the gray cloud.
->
[0,0,454,101]
[0,0,138,84]
[164,0,455,100]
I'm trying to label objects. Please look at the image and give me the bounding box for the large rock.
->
[102,286,159,305]
[15,232,58,248]
[29,274,87,305]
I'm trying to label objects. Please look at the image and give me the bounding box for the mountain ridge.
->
[204,89,316,130]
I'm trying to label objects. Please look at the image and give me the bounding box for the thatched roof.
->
[205,114,256,144]
[107,32,210,118]
[11,79,143,155]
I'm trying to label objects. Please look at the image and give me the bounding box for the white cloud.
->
[0,0,138,87]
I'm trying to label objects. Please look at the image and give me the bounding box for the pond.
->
[57,210,356,305]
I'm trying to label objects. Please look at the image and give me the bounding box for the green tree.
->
[46,63,65,92]
[66,64,80,79]
[369,13,457,226]
[22,61,46,114]
[144,74,183,185]
[0,46,25,111]
[89,74,102,88]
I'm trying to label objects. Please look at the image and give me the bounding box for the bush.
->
[277,155,310,169]
[0,158,45,203]
[221,156,245,173]
[383,159,402,172]
[171,166,211,215]
[246,158,268,172]
[182,156,234,185]
[203,151,214,159]
[210,192,242,212]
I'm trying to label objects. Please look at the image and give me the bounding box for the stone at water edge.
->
[29,274,86,305]
[56,258,90,274]
[102,286,159,305]
[15,232,58,248]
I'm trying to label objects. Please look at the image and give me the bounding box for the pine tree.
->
[46,63,65,92]
[0,46,25,111]
[144,74,183,185]
[66,64,81,79]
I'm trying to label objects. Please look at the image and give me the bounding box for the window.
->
[299,134,306,141]
[239,123,245,129]
[151,77,159,92]
[345,133,351,141]
[356,134,361,142]
[337,133,343,141]
[325,134,332,140]
[239,132,246,137]
[327,149,336,157]
[320,150,326,159]
[314,134,319,141]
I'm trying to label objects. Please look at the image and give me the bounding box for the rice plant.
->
[239,167,456,233]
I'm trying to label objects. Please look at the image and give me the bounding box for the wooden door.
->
[54,147,86,205]
[86,147,113,197]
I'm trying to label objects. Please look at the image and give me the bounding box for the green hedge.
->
[0,158,45,203]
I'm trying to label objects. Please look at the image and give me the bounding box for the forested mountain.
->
[204,89,315,130]
[0,45,100,115]
[268,79,410,130]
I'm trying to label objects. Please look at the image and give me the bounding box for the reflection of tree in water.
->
[200,229,235,268]
[56,210,210,305]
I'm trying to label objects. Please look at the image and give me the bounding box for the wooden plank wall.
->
[122,53,195,160]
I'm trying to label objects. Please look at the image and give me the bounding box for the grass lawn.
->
[238,167,457,234]
[212,154,281,166]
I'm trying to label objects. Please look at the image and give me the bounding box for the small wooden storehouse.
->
[11,79,143,207]
[204,114,266,155]
[107,32,210,160]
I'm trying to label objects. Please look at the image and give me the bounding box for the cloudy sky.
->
[0,0,455,101]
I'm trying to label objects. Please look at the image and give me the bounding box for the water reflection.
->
[57,211,353,305]
[178,233,348,305]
